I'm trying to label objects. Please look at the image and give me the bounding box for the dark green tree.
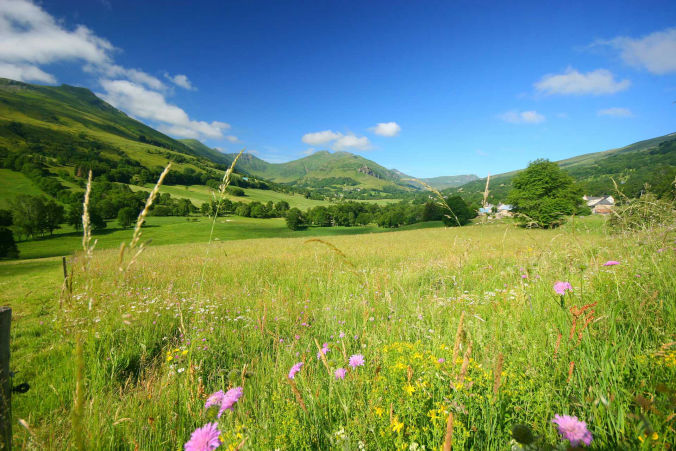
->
[43,199,64,235]
[507,159,583,228]
[285,208,308,230]
[117,207,136,228]
[441,196,475,227]
[0,209,18,259]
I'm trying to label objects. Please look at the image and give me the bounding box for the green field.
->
[13,216,444,260]
[2,215,674,449]
[0,169,49,208]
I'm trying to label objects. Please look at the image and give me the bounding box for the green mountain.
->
[227,150,415,192]
[448,132,676,204]
[0,78,230,182]
[179,139,233,167]
[420,174,479,189]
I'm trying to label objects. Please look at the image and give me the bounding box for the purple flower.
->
[184,422,221,451]
[552,414,592,447]
[205,387,243,418]
[349,354,365,369]
[437,358,445,364]
[521,274,528,279]
[553,281,573,295]
[317,343,330,359]
[288,362,303,379]
[334,368,347,379]
[603,260,620,266]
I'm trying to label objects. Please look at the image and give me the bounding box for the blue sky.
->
[1,0,675,177]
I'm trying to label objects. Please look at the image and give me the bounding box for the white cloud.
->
[371,121,401,137]
[0,0,113,83]
[99,79,230,139]
[0,1,234,142]
[597,28,676,74]
[301,130,372,151]
[165,73,195,90]
[302,130,342,146]
[333,134,372,151]
[301,148,316,156]
[0,62,55,83]
[598,107,633,118]
[498,110,546,124]
[534,67,630,96]
[225,135,239,143]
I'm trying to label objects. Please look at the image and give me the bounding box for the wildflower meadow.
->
[3,176,675,449]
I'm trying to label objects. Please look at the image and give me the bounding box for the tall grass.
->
[6,196,676,448]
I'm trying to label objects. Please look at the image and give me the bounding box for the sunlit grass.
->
[4,217,675,449]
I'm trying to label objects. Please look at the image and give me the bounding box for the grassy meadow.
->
[12,217,442,260]
[2,214,675,449]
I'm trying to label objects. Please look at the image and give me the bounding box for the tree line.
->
[284,197,476,230]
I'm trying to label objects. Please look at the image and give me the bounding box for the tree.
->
[507,159,583,228]
[117,207,136,228]
[0,209,18,259]
[0,228,19,259]
[43,199,64,235]
[10,195,45,239]
[285,208,308,230]
[441,196,475,227]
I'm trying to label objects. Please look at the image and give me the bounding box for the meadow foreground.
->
[2,218,675,449]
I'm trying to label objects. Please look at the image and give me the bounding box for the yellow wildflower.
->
[404,384,416,396]
[391,418,404,434]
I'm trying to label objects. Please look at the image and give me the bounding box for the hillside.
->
[0,78,239,197]
[420,174,479,189]
[227,150,416,194]
[448,132,676,204]
[179,138,233,167]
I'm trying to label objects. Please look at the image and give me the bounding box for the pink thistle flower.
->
[334,368,347,379]
[602,261,620,266]
[553,281,573,295]
[349,354,365,369]
[552,414,592,447]
[317,343,330,359]
[521,274,528,279]
[288,362,303,379]
[205,387,243,418]
[437,358,445,364]
[184,422,221,451]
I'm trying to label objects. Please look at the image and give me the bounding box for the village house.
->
[583,195,615,215]
[478,203,513,218]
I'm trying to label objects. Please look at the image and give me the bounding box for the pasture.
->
[1,216,675,449]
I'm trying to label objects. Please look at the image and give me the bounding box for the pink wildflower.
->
[288,362,303,379]
[317,343,329,359]
[184,422,221,451]
[334,368,347,379]
[349,354,365,369]
[553,281,573,295]
[603,261,620,266]
[552,414,592,447]
[205,387,243,418]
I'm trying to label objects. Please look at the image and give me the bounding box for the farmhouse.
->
[583,195,615,215]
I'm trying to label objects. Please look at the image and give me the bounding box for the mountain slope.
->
[179,139,233,167]
[420,174,479,189]
[228,150,415,191]
[0,78,226,176]
[449,132,676,204]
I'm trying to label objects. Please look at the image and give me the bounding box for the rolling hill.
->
[420,174,479,189]
[447,132,676,204]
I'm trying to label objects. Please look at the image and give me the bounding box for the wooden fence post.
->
[0,306,11,450]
